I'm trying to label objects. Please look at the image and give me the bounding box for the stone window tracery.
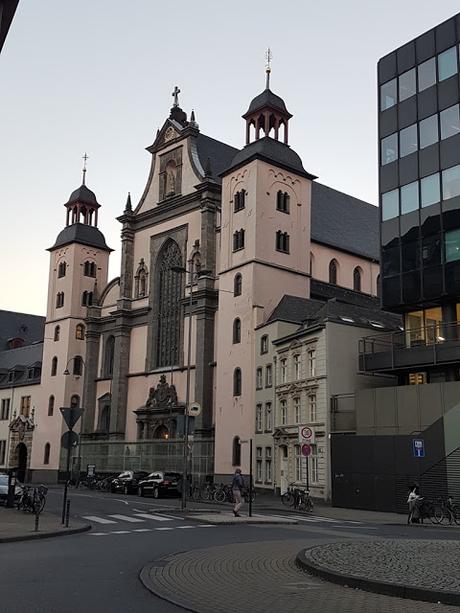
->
[156,240,182,368]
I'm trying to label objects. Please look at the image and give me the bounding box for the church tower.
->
[30,159,112,481]
[214,60,316,477]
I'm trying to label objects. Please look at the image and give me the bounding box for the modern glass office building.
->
[369,13,460,383]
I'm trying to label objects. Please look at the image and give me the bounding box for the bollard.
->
[65,499,71,528]
[34,510,40,532]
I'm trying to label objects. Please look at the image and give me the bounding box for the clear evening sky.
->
[1,1,458,315]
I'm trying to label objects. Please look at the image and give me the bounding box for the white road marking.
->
[133,528,152,532]
[90,532,110,536]
[108,514,144,523]
[82,515,117,524]
[154,527,174,531]
[112,499,129,505]
[112,530,130,534]
[176,525,195,529]
[196,524,217,528]
[149,512,185,521]
[132,513,173,522]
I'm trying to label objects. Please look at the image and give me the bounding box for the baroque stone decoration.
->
[145,374,179,409]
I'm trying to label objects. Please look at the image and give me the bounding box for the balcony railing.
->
[359,321,460,373]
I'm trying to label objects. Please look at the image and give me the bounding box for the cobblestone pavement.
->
[304,539,460,594]
[140,538,460,613]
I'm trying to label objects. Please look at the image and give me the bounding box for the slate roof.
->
[222,137,315,180]
[266,295,324,325]
[0,310,45,351]
[0,342,43,370]
[310,279,379,309]
[64,184,100,208]
[268,293,400,343]
[49,223,112,252]
[196,134,238,183]
[311,182,379,260]
[0,342,43,388]
[243,88,291,117]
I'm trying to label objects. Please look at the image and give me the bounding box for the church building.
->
[4,65,383,483]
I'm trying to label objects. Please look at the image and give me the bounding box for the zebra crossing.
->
[270,513,365,527]
[82,511,216,536]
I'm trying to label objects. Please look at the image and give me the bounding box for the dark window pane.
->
[380,78,397,111]
[419,114,439,149]
[381,189,399,220]
[402,240,419,272]
[440,104,460,140]
[402,271,421,303]
[381,133,398,165]
[382,275,401,306]
[445,228,460,262]
[421,173,440,207]
[382,244,400,276]
[418,57,436,91]
[442,164,460,200]
[401,181,419,214]
[438,46,458,81]
[400,124,418,157]
[423,266,443,298]
[422,234,441,266]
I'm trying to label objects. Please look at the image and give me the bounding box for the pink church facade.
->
[0,76,381,483]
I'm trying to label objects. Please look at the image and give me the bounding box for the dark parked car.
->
[110,470,149,495]
[137,471,182,499]
[0,473,23,503]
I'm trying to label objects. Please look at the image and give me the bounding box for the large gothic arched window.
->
[156,240,182,367]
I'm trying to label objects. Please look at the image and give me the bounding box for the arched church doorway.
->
[16,443,27,483]
[153,425,169,440]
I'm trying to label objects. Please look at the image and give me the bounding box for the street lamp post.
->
[171,265,211,511]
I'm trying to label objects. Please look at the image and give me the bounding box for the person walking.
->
[232,468,244,517]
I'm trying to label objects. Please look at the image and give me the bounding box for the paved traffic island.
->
[0,507,91,543]
[297,539,460,606]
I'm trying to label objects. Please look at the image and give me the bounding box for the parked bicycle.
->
[17,485,48,514]
[281,483,313,512]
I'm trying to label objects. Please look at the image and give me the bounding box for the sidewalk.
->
[0,507,91,543]
[226,491,404,524]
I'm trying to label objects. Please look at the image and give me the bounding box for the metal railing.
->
[359,321,460,371]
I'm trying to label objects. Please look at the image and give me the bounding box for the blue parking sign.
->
[412,439,425,458]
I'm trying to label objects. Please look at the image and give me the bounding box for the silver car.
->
[0,474,23,503]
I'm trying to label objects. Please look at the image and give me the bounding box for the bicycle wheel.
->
[201,486,211,501]
[281,492,294,507]
[453,506,460,526]
[433,503,444,524]
[214,489,226,503]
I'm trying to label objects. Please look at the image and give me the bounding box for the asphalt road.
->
[2,488,460,613]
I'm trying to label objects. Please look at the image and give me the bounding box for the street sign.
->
[301,443,312,457]
[87,464,96,477]
[60,407,83,430]
[298,425,315,444]
[413,439,425,458]
[61,431,79,450]
[187,402,202,417]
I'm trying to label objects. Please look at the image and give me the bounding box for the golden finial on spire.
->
[82,152,89,185]
[265,48,272,89]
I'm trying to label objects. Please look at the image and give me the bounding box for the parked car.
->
[0,474,23,503]
[137,471,182,499]
[110,471,149,495]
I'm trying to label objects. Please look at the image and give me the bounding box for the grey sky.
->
[1,1,458,315]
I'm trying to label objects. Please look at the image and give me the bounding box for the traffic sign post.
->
[60,407,83,524]
[298,425,315,493]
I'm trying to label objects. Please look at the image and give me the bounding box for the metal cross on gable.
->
[172,85,181,107]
